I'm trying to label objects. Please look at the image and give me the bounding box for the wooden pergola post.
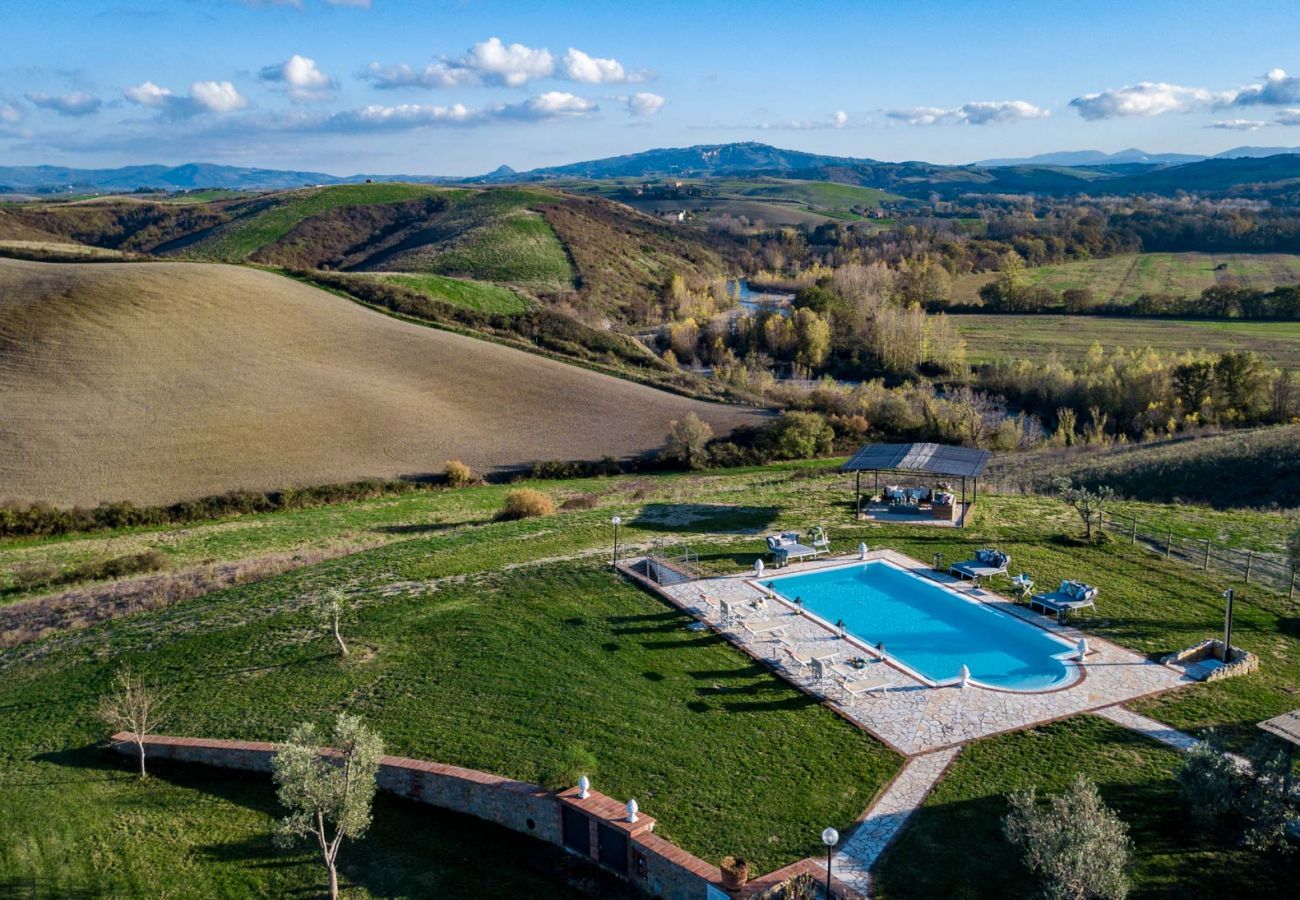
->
[854,469,861,517]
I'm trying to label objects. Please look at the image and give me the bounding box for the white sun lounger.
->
[743,618,788,637]
[840,675,890,701]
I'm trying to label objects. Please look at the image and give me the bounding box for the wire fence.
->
[1100,511,1298,599]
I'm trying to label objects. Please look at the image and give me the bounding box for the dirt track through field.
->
[0,259,766,506]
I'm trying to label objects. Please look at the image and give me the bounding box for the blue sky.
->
[3,0,1300,175]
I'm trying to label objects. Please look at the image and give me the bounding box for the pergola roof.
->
[1259,709,1300,747]
[841,442,991,478]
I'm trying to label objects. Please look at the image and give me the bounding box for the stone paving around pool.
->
[645,549,1193,757]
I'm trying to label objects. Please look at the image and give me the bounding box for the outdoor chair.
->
[781,645,814,672]
[1030,580,1098,623]
[808,526,830,556]
[950,548,1010,583]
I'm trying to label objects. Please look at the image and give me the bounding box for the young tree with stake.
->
[98,665,167,779]
[273,713,383,900]
[319,587,351,657]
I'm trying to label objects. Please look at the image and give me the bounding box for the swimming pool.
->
[762,560,1077,691]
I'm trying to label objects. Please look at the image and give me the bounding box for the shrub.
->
[496,489,556,521]
[661,413,713,470]
[1178,739,1245,827]
[559,494,598,511]
[1003,774,1131,900]
[444,460,474,488]
[768,411,835,460]
[67,549,169,584]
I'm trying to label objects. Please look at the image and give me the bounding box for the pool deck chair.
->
[839,675,890,702]
[808,526,831,556]
[781,645,814,672]
[950,548,1010,583]
[743,618,788,638]
[766,532,820,568]
[1030,581,1098,623]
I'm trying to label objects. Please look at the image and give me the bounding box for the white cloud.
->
[1274,108,1300,126]
[0,97,23,126]
[324,0,371,6]
[833,110,848,128]
[1070,82,1225,120]
[958,100,1049,125]
[1207,119,1271,131]
[463,37,554,87]
[242,0,373,8]
[123,80,247,116]
[24,91,102,117]
[190,81,249,113]
[123,81,175,109]
[260,54,335,101]
[626,92,664,117]
[366,39,644,90]
[886,100,1046,126]
[500,91,596,119]
[1231,68,1300,107]
[562,48,640,84]
[884,106,949,126]
[322,92,596,131]
[757,110,858,130]
[365,61,478,89]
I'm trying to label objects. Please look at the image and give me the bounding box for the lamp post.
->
[1221,588,1235,662]
[821,827,839,899]
[610,516,622,569]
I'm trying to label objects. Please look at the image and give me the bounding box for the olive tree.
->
[98,665,168,778]
[1003,775,1131,900]
[273,713,384,900]
[1052,477,1116,541]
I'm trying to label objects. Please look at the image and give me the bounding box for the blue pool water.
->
[765,561,1074,691]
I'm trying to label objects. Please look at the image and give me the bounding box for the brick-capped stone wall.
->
[109,733,848,899]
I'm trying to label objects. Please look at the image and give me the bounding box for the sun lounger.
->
[743,618,788,637]
[1030,580,1098,623]
[781,645,814,671]
[766,533,819,567]
[839,675,890,701]
[951,548,1010,582]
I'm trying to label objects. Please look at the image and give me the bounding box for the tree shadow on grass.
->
[370,522,463,536]
[637,634,726,651]
[607,611,684,635]
[632,503,780,535]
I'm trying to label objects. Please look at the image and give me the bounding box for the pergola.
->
[842,442,992,519]
[1258,710,1300,829]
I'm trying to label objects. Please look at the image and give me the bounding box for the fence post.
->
[1166,531,1173,558]
[1130,517,1137,546]
[1245,551,1254,584]
[1203,540,1211,572]
[1292,566,1297,601]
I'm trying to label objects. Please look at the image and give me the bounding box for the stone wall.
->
[1162,638,1260,681]
[109,733,866,899]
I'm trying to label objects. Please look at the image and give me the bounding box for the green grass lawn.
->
[4,462,1300,895]
[955,313,1300,369]
[373,273,531,314]
[873,716,1297,898]
[952,251,1300,305]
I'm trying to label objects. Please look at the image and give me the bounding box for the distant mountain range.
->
[974,145,1300,167]
[7,141,1300,198]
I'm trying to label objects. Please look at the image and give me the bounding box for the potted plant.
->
[835,618,847,638]
[720,856,750,890]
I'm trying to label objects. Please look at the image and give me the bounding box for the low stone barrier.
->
[1162,639,1259,682]
[110,732,862,899]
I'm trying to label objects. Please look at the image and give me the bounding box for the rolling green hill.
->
[4,183,734,325]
